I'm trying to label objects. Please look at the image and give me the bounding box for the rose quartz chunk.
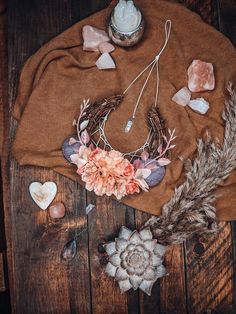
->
[99,42,115,54]
[49,202,66,219]
[82,25,110,52]
[172,87,191,107]
[96,53,116,70]
[187,60,215,92]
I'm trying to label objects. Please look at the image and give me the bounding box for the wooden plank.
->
[0,1,12,312]
[87,192,138,314]
[0,0,7,250]
[136,211,187,314]
[0,0,7,157]
[136,212,161,314]
[79,0,111,20]
[160,245,187,314]
[178,0,219,27]
[217,0,236,47]
[4,1,96,312]
[0,252,5,292]
[185,223,234,313]
[232,223,236,313]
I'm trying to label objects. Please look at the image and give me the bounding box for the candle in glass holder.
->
[108,0,144,47]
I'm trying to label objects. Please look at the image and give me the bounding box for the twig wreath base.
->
[103,84,236,295]
[62,96,176,200]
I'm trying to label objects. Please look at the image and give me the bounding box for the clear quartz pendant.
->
[125,117,134,133]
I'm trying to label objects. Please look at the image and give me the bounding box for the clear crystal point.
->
[125,117,134,133]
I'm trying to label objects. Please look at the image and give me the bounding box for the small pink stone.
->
[82,25,110,52]
[99,42,115,54]
[187,59,215,92]
[49,202,66,219]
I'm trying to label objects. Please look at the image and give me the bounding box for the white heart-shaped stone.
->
[29,182,57,210]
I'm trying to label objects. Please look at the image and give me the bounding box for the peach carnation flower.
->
[126,181,140,194]
[77,147,140,199]
[71,145,147,199]
[124,164,135,177]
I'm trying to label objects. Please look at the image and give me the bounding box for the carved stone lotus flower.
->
[104,226,167,296]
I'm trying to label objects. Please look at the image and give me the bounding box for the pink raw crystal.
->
[187,60,215,92]
[82,25,110,52]
[99,42,115,54]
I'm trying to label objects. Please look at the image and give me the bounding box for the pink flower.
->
[108,150,124,163]
[123,164,135,177]
[80,149,117,197]
[75,147,142,199]
[71,145,93,173]
[113,178,127,200]
[133,158,144,170]
[126,181,140,195]
[89,148,100,161]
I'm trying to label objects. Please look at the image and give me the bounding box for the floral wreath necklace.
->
[62,20,176,200]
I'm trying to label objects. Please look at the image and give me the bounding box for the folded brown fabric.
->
[12,0,236,221]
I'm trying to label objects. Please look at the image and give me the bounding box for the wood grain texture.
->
[178,0,219,27]
[0,253,5,292]
[136,211,187,314]
[87,194,137,314]
[185,223,234,314]
[135,211,161,314]
[217,0,236,48]
[2,0,236,313]
[0,3,7,156]
[0,251,11,314]
[0,0,11,311]
[4,1,99,312]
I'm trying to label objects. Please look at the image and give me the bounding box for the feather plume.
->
[144,83,236,245]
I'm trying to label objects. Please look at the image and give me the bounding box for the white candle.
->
[112,0,141,33]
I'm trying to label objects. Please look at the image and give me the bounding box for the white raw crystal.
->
[172,87,191,107]
[188,98,210,114]
[86,203,95,215]
[96,53,116,70]
[112,0,141,32]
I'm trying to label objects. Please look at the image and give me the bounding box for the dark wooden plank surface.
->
[0,0,11,312]
[185,223,234,313]
[1,0,236,313]
[5,1,96,313]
